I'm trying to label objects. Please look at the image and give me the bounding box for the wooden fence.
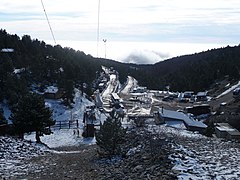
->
[50,120,82,130]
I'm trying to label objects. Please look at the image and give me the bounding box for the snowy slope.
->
[25,89,102,148]
[45,89,94,122]
[149,125,240,179]
[0,89,102,179]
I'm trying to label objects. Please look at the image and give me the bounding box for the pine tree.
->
[10,93,55,142]
[0,108,7,125]
[95,112,126,157]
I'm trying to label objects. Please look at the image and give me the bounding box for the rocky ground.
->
[2,123,240,180]
[8,126,176,180]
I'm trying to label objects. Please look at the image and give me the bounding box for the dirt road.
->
[16,145,99,180]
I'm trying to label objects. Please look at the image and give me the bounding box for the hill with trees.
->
[1,29,240,107]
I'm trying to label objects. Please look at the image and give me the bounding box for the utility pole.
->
[97,0,101,57]
[103,39,107,59]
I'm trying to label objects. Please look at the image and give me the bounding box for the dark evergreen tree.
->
[0,108,7,125]
[10,93,55,142]
[95,112,126,157]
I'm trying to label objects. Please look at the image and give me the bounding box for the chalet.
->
[196,92,208,102]
[127,106,152,119]
[131,86,147,93]
[158,108,207,132]
[82,106,96,137]
[98,82,105,92]
[185,104,211,117]
[215,123,240,140]
[111,93,121,103]
[1,48,14,53]
[178,91,194,102]
[93,90,103,108]
[44,86,64,99]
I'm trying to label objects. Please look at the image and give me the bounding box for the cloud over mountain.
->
[122,49,170,64]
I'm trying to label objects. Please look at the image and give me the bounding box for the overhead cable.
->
[41,0,57,45]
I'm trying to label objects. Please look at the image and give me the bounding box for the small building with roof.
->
[158,108,207,132]
[215,123,240,140]
[44,86,64,99]
[196,92,208,102]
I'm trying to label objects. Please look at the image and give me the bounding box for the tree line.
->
[1,29,240,140]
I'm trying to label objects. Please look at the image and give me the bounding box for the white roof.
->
[13,68,25,74]
[1,48,14,52]
[215,123,238,132]
[197,92,207,96]
[159,108,207,128]
[45,86,58,94]
[111,93,120,100]
[128,106,151,116]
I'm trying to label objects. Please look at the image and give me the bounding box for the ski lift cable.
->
[40,0,57,45]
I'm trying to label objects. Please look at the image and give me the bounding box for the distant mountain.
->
[128,45,240,92]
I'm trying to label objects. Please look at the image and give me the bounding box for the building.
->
[215,123,240,140]
[158,108,207,132]
[196,92,208,102]
[44,86,64,99]
[178,91,194,102]
[131,86,147,93]
[185,104,211,116]
[1,48,14,53]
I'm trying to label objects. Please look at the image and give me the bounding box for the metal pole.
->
[103,39,107,58]
[97,0,101,57]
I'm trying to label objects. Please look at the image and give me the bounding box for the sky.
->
[1,0,240,64]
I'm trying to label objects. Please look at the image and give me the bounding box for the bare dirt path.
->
[15,145,99,180]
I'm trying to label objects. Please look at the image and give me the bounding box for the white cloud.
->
[1,0,240,63]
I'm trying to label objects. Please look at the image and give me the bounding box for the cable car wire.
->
[40,0,56,45]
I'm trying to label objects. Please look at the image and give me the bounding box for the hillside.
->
[1,29,240,106]
[129,45,240,92]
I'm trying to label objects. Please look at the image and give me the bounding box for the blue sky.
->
[1,0,240,63]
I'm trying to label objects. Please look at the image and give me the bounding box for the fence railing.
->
[50,120,82,130]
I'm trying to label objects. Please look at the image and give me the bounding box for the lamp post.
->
[103,39,107,59]
[97,0,101,57]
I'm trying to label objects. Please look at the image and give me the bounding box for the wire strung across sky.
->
[40,0,56,45]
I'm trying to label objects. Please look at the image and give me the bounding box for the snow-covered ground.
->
[25,129,96,148]
[25,89,106,148]
[0,136,47,179]
[216,81,240,99]
[45,89,94,122]
[121,76,138,94]
[149,124,240,180]
[0,89,106,179]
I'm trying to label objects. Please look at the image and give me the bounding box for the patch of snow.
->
[13,68,25,74]
[25,89,102,148]
[1,102,12,124]
[25,129,96,148]
[216,81,240,99]
[165,120,187,130]
[45,86,58,94]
